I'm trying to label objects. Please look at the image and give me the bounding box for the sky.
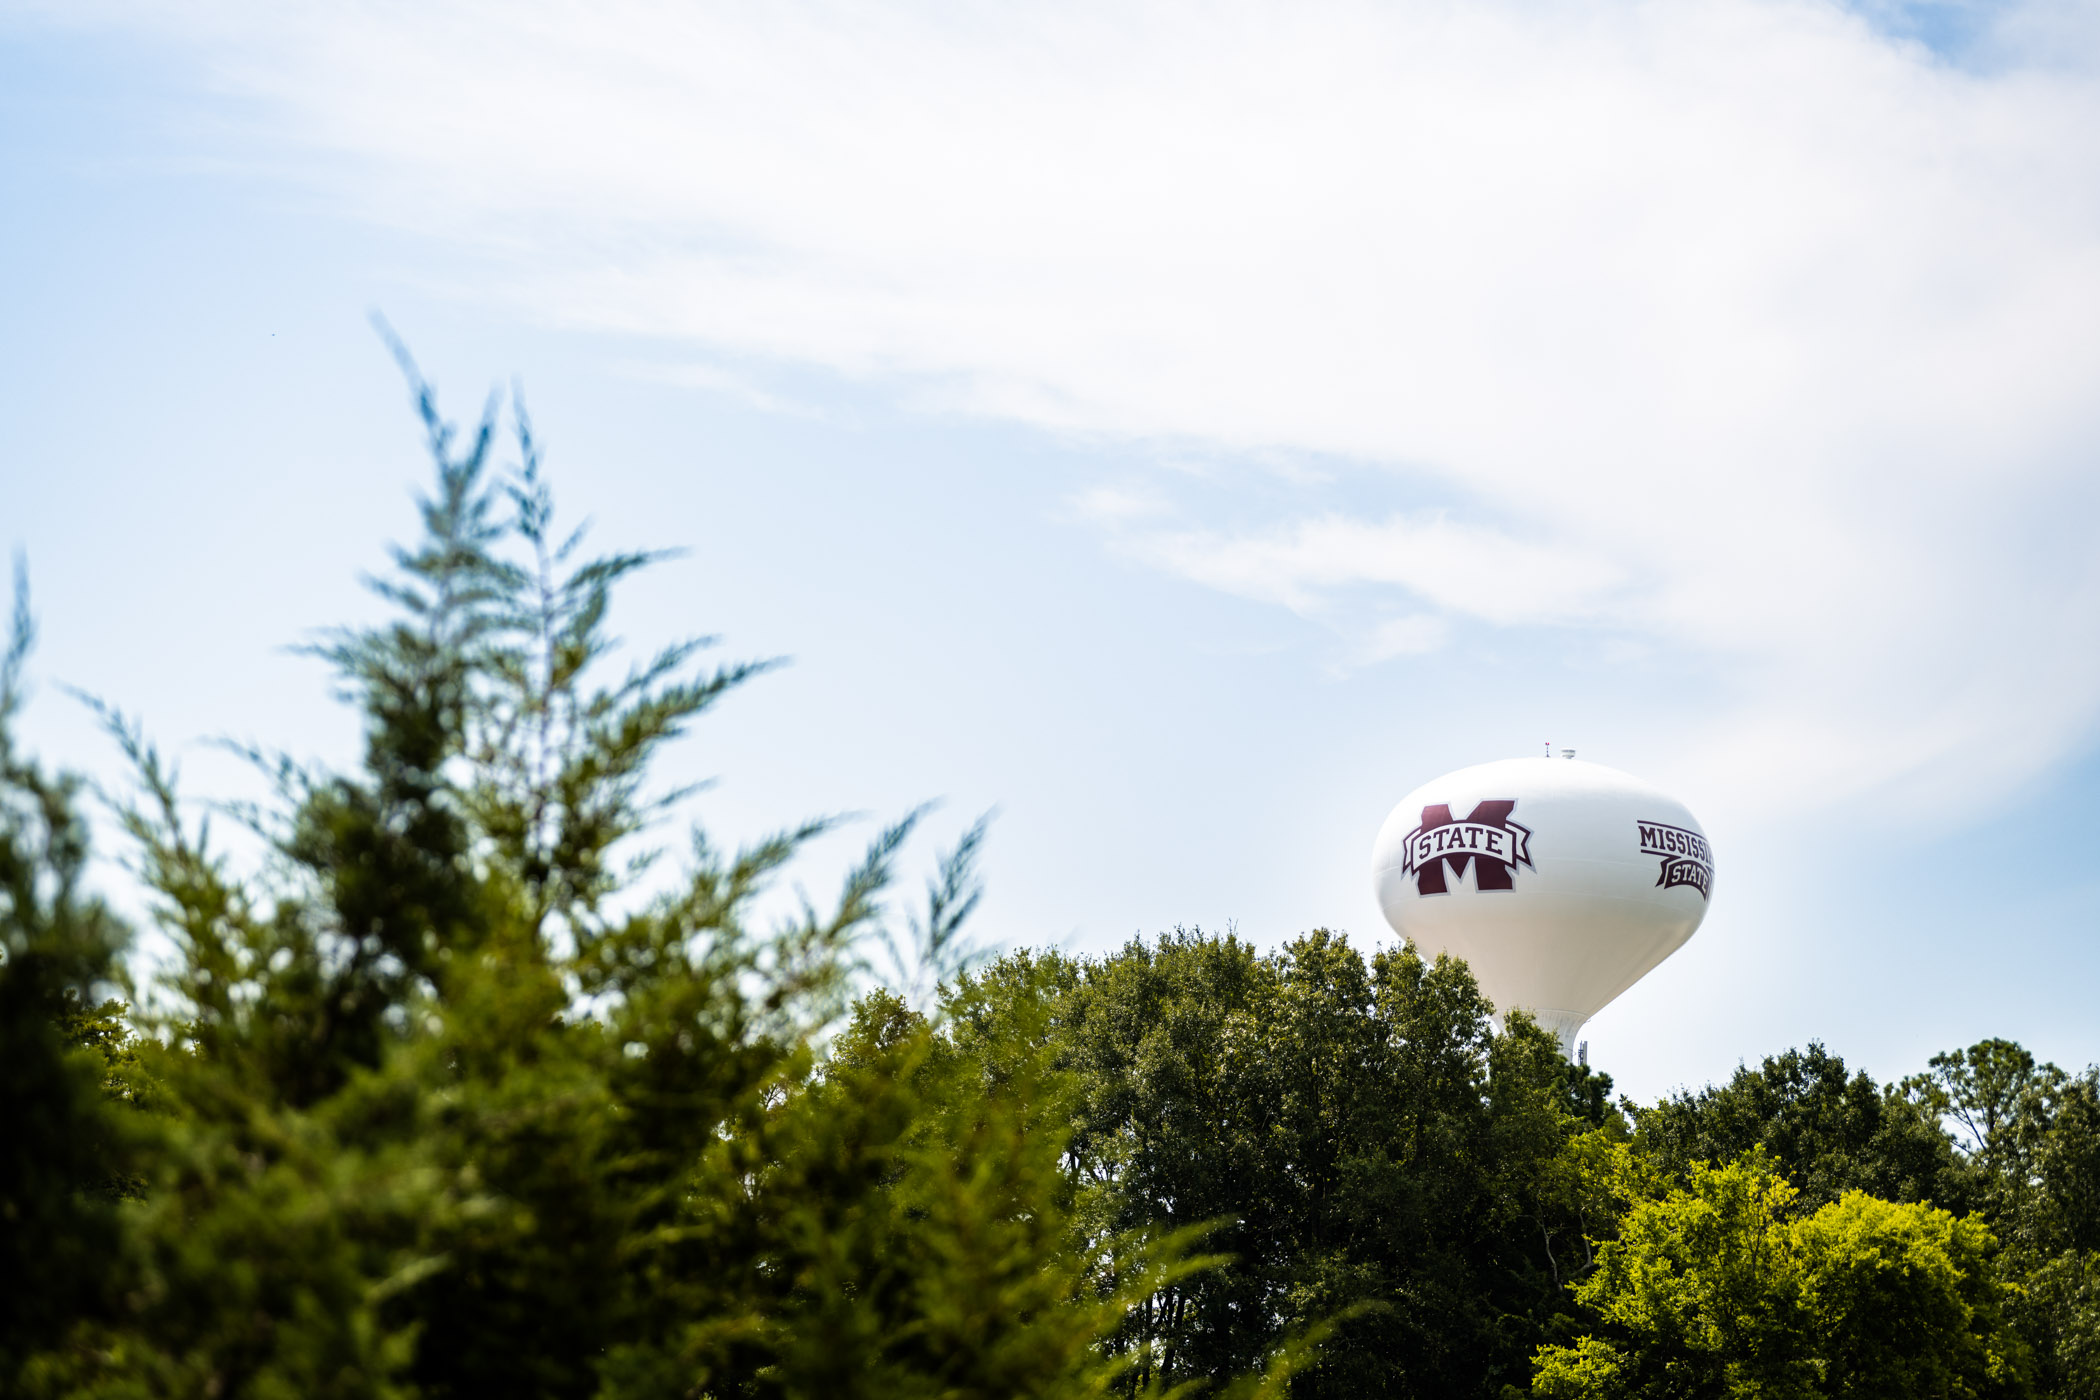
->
[4,0,2100,1103]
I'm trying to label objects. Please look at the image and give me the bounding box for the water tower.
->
[1370,754,1713,1057]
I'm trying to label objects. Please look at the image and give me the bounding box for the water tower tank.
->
[1370,755,1713,1056]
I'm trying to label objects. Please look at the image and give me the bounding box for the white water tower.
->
[1371,754,1713,1057]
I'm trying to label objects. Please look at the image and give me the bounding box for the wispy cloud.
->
[617,359,817,417]
[33,0,2100,822]
[1131,513,1627,626]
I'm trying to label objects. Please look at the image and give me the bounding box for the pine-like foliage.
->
[2,364,1224,1400]
[0,567,139,1386]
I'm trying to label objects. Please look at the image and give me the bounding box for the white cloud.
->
[36,0,2100,823]
[618,359,816,416]
[1133,513,1627,625]
[1358,614,1452,664]
[1068,484,1173,526]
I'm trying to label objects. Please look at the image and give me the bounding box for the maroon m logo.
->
[1400,800,1534,896]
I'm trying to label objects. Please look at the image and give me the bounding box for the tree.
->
[1633,1037,2100,1399]
[2014,1250,2100,1400]
[0,569,138,1392]
[1907,1040,2067,1168]
[1532,1152,2030,1400]
[1635,1042,1977,1215]
[922,926,1613,1399]
[11,363,1224,1400]
[1988,1069,2100,1262]
[1969,1057,2100,1399]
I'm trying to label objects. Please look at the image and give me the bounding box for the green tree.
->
[1959,1053,2100,1399]
[1635,1042,1976,1214]
[12,364,1225,1400]
[0,570,138,1392]
[926,926,1611,1399]
[1907,1040,2067,1170]
[1981,1067,2100,1270]
[2015,1250,2100,1400]
[1532,1152,2029,1400]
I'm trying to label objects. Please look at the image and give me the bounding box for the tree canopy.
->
[1532,1153,2026,1399]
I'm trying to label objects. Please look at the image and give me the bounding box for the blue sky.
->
[5,0,2100,1102]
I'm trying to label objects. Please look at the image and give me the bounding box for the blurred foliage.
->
[0,563,140,1386]
[7,358,2100,1399]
